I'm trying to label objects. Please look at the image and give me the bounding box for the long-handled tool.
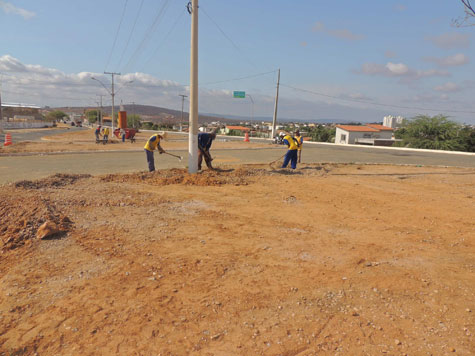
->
[269,152,287,166]
[164,152,183,161]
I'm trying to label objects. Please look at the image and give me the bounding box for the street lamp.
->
[91,74,132,133]
[91,76,114,131]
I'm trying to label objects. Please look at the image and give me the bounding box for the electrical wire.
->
[104,0,129,72]
[122,0,173,73]
[200,5,259,70]
[140,8,187,72]
[280,83,475,115]
[201,70,277,86]
[117,0,145,69]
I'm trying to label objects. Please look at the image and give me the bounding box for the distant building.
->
[222,125,250,135]
[1,103,52,129]
[383,115,405,129]
[335,124,394,145]
[1,103,42,121]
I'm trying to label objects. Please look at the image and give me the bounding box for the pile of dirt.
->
[100,167,262,186]
[0,194,73,251]
[15,173,91,189]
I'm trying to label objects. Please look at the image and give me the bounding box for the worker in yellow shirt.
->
[144,133,165,172]
[281,132,300,169]
[102,126,110,143]
[295,130,303,163]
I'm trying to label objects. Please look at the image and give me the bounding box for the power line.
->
[280,83,475,115]
[122,0,173,73]
[104,0,129,72]
[201,70,277,86]
[200,5,259,70]
[140,8,187,72]
[117,0,145,69]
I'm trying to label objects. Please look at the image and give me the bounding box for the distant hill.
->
[53,104,372,125]
[53,104,241,125]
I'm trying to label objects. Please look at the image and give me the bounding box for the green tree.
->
[227,129,244,136]
[142,122,154,130]
[396,115,465,151]
[309,125,336,142]
[45,110,67,122]
[127,114,142,128]
[86,110,100,124]
[459,126,475,152]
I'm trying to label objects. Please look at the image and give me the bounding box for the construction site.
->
[1,126,474,355]
[1,1,475,354]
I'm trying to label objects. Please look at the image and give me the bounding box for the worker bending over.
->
[95,125,102,141]
[281,132,300,169]
[198,132,216,170]
[144,133,165,172]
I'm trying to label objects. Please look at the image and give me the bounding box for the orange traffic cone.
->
[4,133,12,146]
[244,131,250,142]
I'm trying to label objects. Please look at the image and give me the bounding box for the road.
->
[1,144,474,184]
[2,127,86,142]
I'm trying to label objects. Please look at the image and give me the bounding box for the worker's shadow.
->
[271,169,303,175]
[212,168,234,173]
[42,231,68,241]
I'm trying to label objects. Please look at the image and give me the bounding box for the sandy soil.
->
[1,129,271,154]
[1,163,474,355]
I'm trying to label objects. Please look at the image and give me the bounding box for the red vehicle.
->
[113,128,137,143]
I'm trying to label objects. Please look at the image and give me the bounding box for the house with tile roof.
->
[335,124,394,145]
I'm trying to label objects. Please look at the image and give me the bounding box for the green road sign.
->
[233,91,246,98]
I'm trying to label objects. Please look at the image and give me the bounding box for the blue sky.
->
[1,0,475,124]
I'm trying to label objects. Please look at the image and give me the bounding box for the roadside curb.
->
[0,146,282,157]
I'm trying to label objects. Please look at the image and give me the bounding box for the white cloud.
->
[434,82,460,92]
[427,33,470,49]
[312,21,365,41]
[0,54,27,72]
[2,55,475,124]
[0,1,35,19]
[358,61,449,80]
[386,62,410,75]
[424,53,469,67]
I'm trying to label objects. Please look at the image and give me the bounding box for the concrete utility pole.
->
[0,74,3,133]
[0,84,3,134]
[131,101,136,128]
[271,68,280,139]
[96,94,104,125]
[188,0,199,173]
[104,71,121,132]
[179,94,187,132]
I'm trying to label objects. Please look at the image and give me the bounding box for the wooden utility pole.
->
[188,0,199,173]
[271,68,280,139]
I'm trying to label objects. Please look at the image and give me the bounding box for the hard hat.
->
[279,132,285,137]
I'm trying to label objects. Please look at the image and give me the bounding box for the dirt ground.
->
[0,163,474,356]
[1,128,270,154]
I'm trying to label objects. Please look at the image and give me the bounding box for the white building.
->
[335,124,394,145]
[383,115,405,129]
